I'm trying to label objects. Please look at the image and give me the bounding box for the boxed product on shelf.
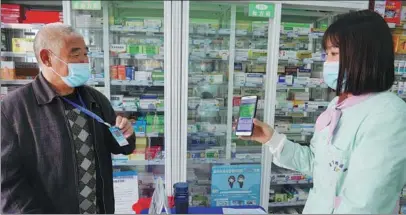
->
[248,64,266,73]
[241,87,264,97]
[248,49,267,60]
[384,0,402,24]
[144,18,162,30]
[133,119,147,135]
[0,61,16,80]
[396,36,406,54]
[146,124,164,135]
[110,65,118,79]
[110,44,127,56]
[135,136,147,150]
[75,15,103,28]
[190,19,219,34]
[206,74,224,84]
[235,49,249,61]
[199,122,227,134]
[23,10,62,24]
[187,150,206,159]
[145,146,162,160]
[133,71,152,85]
[197,99,221,111]
[139,98,164,110]
[124,17,144,27]
[122,97,138,110]
[245,73,264,87]
[252,21,268,35]
[283,185,309,201]
[187,124,198,133]
[12,38,34,53]
[294,92,310,101]
[204,148,220,158]
[294,77,310,86]
[152,72,164,85]
[146,114,164,125]
[129,149,146,160]
[233,96,241,107]
[236,21,251,35]
[111,95,124,108]
[1,4,22,23]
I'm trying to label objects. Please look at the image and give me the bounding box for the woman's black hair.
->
[322,10,394,96]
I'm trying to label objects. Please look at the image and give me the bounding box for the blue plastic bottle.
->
[173,182,189,214]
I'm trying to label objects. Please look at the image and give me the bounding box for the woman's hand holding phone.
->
[233,118,274,144]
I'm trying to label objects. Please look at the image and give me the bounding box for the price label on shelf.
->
[303,58,314,64]
[218,29,230,35]
[134,54,148,59]
[118,53,131,59]
[236,29,248,36]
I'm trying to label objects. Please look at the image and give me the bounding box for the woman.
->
[241,10,406,214]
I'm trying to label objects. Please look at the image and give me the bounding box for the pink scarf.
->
[315,94,372,144]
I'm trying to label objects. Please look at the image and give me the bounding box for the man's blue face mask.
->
[49,51,90,87]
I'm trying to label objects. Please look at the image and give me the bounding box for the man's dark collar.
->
[32,73,95,105]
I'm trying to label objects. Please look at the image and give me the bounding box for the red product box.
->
[233,96,241,107]
[1,11,22,18]
[384,0,402,24]
[23,10,61,24]
[145,146,162,160]
[1,16,22,23]
[1,4,22,12]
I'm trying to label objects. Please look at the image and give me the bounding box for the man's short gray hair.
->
[33,22,82,65]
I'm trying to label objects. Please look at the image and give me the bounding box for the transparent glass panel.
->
[269,5,350,213]
[187,2,271,208]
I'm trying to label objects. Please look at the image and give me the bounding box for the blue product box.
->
[133,120,147,136]
[125,66,134,80]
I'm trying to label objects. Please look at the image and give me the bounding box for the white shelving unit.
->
[6,1,400,214]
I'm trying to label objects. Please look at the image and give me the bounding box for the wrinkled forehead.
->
[60,34,87,56]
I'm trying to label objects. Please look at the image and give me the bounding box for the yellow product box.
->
[12,38,34,53]
[393,34,401,53]
[296,51,312,60]
[236,21,251,34]
[397,36,406,54]
[0,61,16,80]
[136,137,147,149]
[248,49,267,59]
[129,149,146,160]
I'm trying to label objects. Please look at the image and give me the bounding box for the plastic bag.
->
[148,177,171,214]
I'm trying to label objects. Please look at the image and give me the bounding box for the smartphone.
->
[235,96,258,136]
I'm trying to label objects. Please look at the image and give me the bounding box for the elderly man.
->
[1,23,135,213]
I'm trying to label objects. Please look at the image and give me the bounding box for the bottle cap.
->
[173,182,188,194]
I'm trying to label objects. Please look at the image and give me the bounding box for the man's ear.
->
[39,49,52,67]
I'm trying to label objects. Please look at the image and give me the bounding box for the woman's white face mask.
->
[323,45,341,90]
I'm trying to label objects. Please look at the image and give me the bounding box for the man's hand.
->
[115,116,134,138]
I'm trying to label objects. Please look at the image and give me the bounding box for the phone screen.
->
[236,96,258,136]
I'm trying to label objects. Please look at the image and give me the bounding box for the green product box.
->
[152,72,164,81]
[146,124,164,134]
[144,45,159,55]
[274,193,288,202]
[146,114,164,125]
[128,44,143,55]
[124,17,144,27]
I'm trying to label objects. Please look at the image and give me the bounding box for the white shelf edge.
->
[1,23,45,30]
[268,200,307,207]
